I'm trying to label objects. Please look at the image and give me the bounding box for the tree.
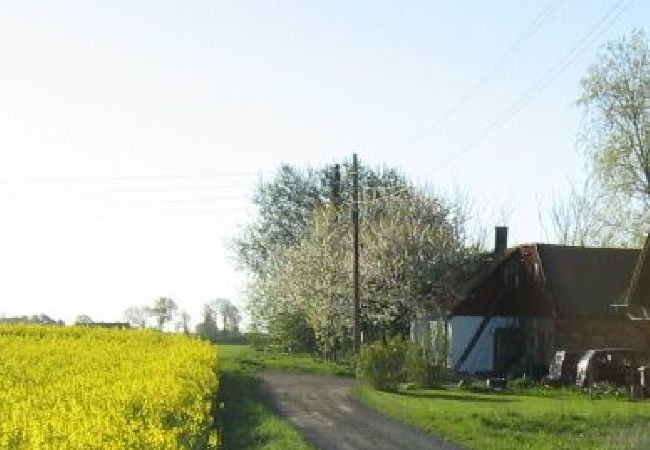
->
[231,306,242,333]
[74,315,94,325]
[577,28,650,245]
[147,297,178,331]
[0,314,64,325]
[231,165,326,278]
[195,301,242,342]
[541,177,623,246]
[236,162,409,354]
[218,300,230,332]
[123,306,148,328]
[195,305,219,341]
[242,164,482,357]
[212,298,241,333]
[360,189,480,336]
[247,208,350,355]
[231,163,408,278]
[175,311,191,334]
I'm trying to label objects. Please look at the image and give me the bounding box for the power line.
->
[4,184,255,196]
[0,196,250,209]
[0,206,251,220]
[431,0,636,173]
[0,171,258,185]
[405,0,565,149]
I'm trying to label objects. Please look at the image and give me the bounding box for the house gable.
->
[451,245,553,318]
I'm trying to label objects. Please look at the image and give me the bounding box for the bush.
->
[405,342,454,388]
[245,331,270,350]
[267,311,316,353]
[405,342,427,386]
[359,337,456,390]
[357,337,408,391]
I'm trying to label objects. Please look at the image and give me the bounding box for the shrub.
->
[405,342,428,386]
[267,311,316,353]
[246,331,270,350]
[405,342,454,388]
[357,337,408,391]
[359,337,455,390]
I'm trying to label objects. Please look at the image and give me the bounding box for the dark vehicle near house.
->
[547,350,581,384]
[576,348,650,388]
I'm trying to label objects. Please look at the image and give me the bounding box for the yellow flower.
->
[0,324,219,449]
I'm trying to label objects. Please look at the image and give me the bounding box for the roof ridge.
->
[534,243,640,251]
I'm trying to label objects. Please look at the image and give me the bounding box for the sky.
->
[0,0,647,326]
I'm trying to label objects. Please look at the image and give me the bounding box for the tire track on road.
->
[260,371,462,450]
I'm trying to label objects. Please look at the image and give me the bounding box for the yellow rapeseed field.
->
[0,324,219,449]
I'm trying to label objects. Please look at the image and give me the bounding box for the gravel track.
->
[259,371,462,450]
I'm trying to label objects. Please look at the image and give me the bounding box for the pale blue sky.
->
[0,1,647,325]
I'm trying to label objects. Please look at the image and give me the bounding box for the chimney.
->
[495,226,508,254]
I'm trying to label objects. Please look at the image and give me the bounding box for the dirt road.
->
[260,372,461,450]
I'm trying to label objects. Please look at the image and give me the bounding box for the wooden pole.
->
[352,153,361,353]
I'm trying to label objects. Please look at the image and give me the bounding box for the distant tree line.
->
[0,314,64,326]
[194,298,244,343]
[121,296,243,342]
[2,298,242,341]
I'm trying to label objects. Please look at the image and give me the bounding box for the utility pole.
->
[352,153,361,353]
[330,164,341,206]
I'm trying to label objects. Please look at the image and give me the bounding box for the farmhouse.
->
[427,228,650,375]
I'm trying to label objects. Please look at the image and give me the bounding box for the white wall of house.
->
[449,316,519,374]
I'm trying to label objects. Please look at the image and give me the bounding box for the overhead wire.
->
[0,171,259,217]
[0,171,258,185]
[0,202,253,220]
[430,0,637,173]
[405,0,566,150]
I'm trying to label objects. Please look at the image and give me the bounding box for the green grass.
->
[216,345,311,449]
[216,345,351,449]
[355,385,650,449]
[220,344,353,376]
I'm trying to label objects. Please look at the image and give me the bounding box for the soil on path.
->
[259,371,462,450]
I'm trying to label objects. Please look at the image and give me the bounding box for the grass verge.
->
[216,345,350,449]
[355,385,650,449]
[221,344,353,376]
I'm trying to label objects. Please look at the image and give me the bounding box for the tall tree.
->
[230,306,242,333]
[235,162,411,353]
[218,300,231,332]
[147,297,178,331]
[123,306,148,328]
[176,311,191,334]
[74,315,94,325]
[231,165,326,277]
[543,177,620,246]
[244,170,481,356]
[214,299,240,333]
[576,28,649,245]
[231,163,407,278]
[195,304,219,341]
